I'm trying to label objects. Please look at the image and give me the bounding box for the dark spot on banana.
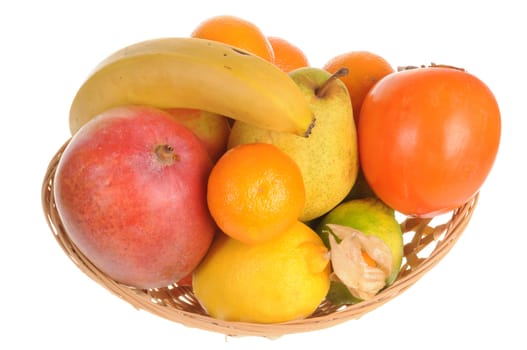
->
[231,48,250,56]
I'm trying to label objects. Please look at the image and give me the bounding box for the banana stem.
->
[316,67,349,98]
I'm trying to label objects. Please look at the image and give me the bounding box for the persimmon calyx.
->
[327,224,393,300]
[397,62,465,72]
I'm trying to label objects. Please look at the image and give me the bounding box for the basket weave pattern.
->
[42,141,478,337]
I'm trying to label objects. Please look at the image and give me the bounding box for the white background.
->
[1,0,524,349]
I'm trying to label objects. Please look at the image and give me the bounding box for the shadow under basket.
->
[42,141,478,338]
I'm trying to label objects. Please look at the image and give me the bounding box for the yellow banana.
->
[69,37,315,136]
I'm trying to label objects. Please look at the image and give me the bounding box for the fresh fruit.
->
[359,66,501,217]
[191,15,274,62]
[192,221,331,323]
[68,37,315,137]
[207,143,305,244]
[54,105,216,289]
[164,108,230,162]
[323,50,394,125]
[317,198,403,284]
[325,224,394,302]
[228,67,358,222]
[268,36,309,72]
[50,13,503,326]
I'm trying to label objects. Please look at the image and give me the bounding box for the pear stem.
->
[315,67,349,98]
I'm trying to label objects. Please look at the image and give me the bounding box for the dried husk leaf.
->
[327,224,393,300]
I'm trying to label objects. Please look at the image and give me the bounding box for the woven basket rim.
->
[42,140,478,337]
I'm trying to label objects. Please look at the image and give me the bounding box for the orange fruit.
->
[323,51,394,125]
[207,143,305,244]
[191,15,274,62]
[268,36,309,72]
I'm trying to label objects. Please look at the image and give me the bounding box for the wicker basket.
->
[42,140,478,337]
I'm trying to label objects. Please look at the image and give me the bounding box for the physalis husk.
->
[327,224,393,301]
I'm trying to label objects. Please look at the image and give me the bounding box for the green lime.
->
[316,197,403,287]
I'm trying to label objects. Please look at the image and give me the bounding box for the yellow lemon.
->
[192,221,331,323]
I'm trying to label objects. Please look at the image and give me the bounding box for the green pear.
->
[228,67,358,221]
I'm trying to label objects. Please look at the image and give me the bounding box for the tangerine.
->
[191,15,274,62]
[323,51,394,125]
[207,143,305,244]
[268,36,309,72]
